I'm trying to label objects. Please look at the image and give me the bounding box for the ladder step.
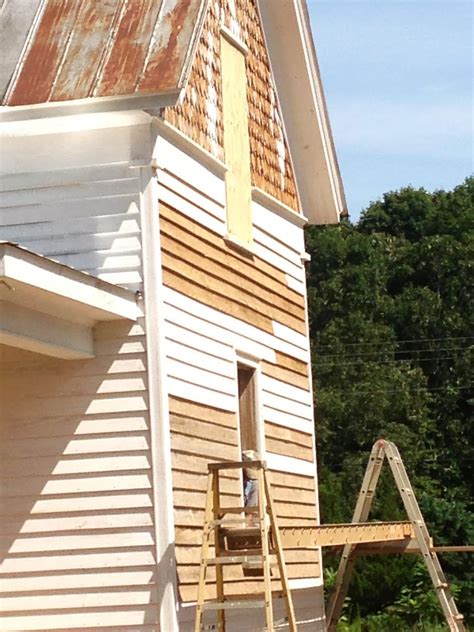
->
[207,554,263,565]
[202,599,266,611]
[218,506,259,514]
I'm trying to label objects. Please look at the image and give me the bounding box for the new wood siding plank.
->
[160,205,305,307]
[261,360,310,391]
[163,269,275,334]
[162,249,306,334]
[161,232,306,323]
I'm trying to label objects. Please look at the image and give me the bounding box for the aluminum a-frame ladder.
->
[194,460,297,632]
[326,439,465,632]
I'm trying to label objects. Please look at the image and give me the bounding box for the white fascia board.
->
[258,0,348,224]
[0,242,140,323]
[0,109,153,138]
[0,90,180,123]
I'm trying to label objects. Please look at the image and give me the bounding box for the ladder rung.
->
[207,554,262,565]
[221,527,261,537]
[218,506,259,514]
[210,518,248,526]
[202,599,266,611]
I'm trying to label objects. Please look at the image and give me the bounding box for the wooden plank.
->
[267,471,315,491]
[221,34,253,245]
[163,268,274,334]
[170,397,237,425]
[265,436,314,463]
[261,360,310,391]
[162,251,306,334]
[161,230,306,318]
[160,208,305,307]
[172,433,239,462]
[170,416,237,445]
[274,352,309,377]
[265,423,314,449]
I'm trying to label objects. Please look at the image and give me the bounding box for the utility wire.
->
[314,355,466,368]
[314,336,474,350]
[314,385,472,395]
[313,346,472,360]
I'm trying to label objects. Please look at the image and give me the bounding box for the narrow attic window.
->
[220,33,252,246]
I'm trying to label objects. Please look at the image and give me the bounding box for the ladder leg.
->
[263,471,297,632]
[326,440,386,632]
[213,470,226,632]
[195,472,217,632]
[258,468,274,631]
[385,442,465,632]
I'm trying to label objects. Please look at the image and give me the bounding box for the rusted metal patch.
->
[51,0,121,101]
[96,0,162,97]
[7,0,82,106]
[2,0,207,107]
[139,0,204,93]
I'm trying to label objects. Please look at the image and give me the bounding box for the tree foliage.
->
[305,177,474,628]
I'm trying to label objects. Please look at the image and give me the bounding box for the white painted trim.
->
[252,187,308,228]
[235,351,266,459]
[220,25,249,56]
[0,91,180,123]
[0,109,153,138]
[153,118,228,176]
[139,167,179,632]
[266,452,316,477]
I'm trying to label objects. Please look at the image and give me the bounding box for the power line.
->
[314,336,474,350]
[313,345,472,360]
[314,385,472,395]
[313,355,466,368]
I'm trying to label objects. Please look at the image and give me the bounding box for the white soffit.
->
[0,242,140,359]
[258,0,348,225]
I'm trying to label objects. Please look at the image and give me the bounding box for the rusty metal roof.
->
[0,0,207,108]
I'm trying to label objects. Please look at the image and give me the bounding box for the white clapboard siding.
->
[252,201,304,254]
[0,132,161,629]
[158,182,226,236]
[155,135,226,206]
[158,168,225,221]
[0,161,142,289]
[164,288,307,362]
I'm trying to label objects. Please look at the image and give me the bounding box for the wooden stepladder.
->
[194,460,297,632]
[326,439,465,632]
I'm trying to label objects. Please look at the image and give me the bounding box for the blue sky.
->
[308,1,473,221]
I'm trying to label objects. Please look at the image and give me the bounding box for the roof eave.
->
[258,0,348,225]
[0,90,182,123]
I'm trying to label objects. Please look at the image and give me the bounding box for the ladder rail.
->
[385,441,464,632]
[327,440,466,632]
[326,440,386,630]
[194,461,297,632]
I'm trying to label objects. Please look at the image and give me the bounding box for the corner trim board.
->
[139,166,179,632]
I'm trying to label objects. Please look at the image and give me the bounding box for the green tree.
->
[306,177,473,628]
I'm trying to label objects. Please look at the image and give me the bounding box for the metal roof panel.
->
[1,0,206,108]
